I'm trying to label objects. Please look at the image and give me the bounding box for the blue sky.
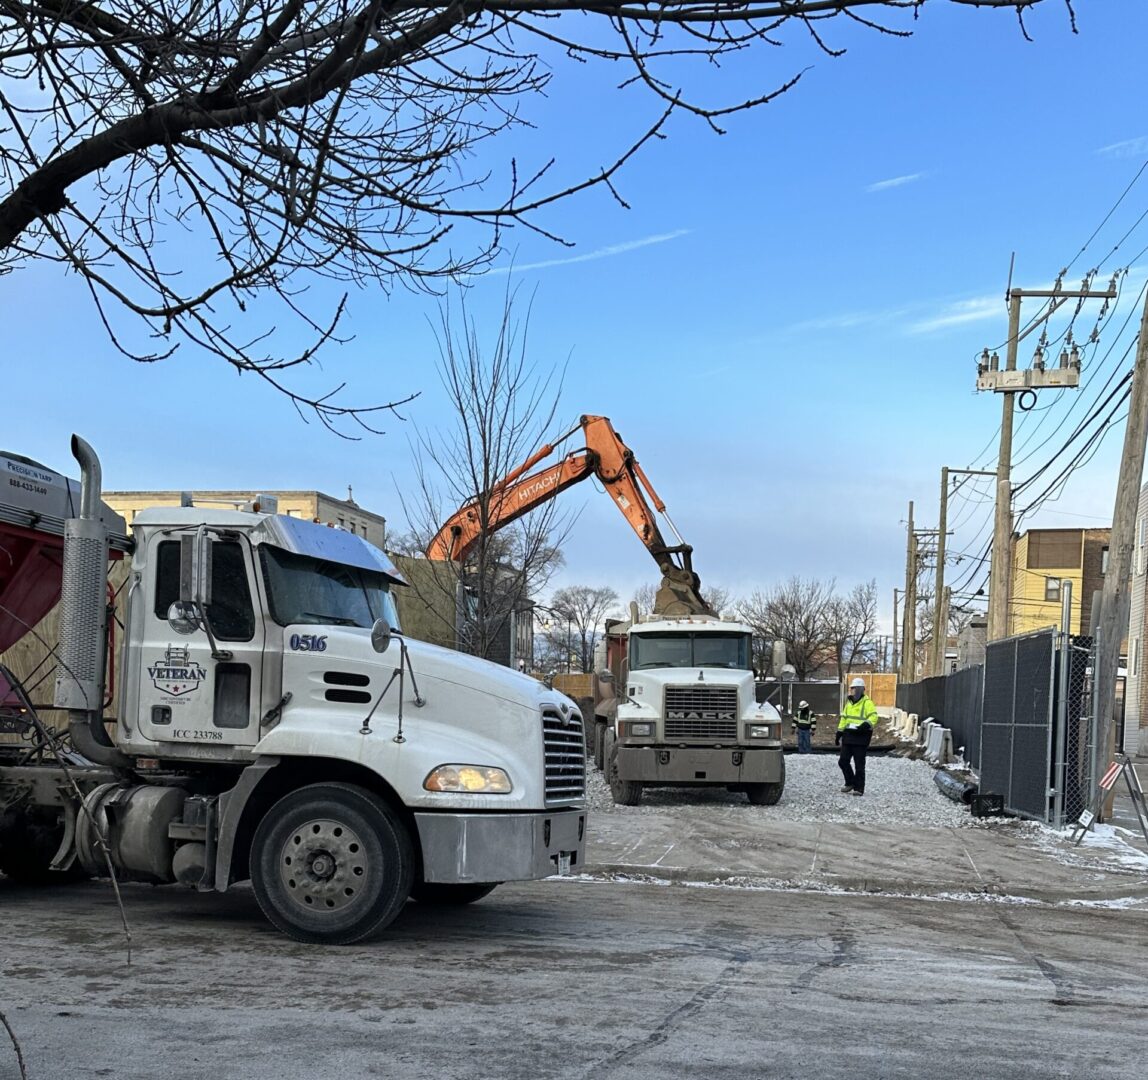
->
[5,0,1148,632]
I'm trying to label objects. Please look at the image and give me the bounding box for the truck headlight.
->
[627,722,654,737]
[424,765,513,793]
[749,725,776,739]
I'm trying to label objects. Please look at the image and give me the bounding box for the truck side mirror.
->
[167,601,199,636]
[179,531,213,606]
[370,617,393,654]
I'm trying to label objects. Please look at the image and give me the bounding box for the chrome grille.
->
[664,686,739,742]
[543,709,585,804]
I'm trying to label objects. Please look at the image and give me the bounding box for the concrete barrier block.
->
[937,728,954,765]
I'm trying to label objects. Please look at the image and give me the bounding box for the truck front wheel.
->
[604,730,643,807]
[746,757,786,806]
[250,782,414,945]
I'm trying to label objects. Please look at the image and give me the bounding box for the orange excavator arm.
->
[425,415,714,616]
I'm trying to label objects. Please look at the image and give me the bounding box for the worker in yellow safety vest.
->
[836,676,878,796]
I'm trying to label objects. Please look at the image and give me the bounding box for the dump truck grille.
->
[543,709,585,804]
[664,686,739,741]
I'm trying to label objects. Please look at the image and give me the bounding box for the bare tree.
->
[703,585,732,619]
[736,577,833,681]
[823,579,879,681]
[398,287,568,662]
[630,583,655,616]
[546,585,619,673]
[0,1,1057,428]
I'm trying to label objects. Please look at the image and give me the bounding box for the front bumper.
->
[414,809,586,884]
[615,746,783,784]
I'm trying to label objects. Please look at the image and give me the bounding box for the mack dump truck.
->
[425,413,785,807]
[590,612,784,806]
[0,437,586,944]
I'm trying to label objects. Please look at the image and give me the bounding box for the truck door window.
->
[259,545,401,630]
[154,540,256,642]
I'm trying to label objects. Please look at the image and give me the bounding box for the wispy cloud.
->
[482,229,691,276]
[907,295,1001,335]
[781,306,911,336]
[1096,136,1148,158]
[865,172,924,194]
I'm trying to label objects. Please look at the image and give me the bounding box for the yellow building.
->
[1007,527,1109,637]
[105,489,386,549]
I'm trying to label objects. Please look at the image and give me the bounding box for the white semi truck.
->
[592,614,785,806]
[0,436,586,943]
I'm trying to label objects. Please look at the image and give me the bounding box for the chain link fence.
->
[1056,635,1096,827]
[897,627,1098,827]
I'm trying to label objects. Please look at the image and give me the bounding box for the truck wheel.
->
[746,758,786,806]
[0,810,88,884]
[593,721,606,772]
[605,730,642,807]
[409,882,498,906]
[250,782,413,945]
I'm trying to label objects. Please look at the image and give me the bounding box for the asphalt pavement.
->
[4,761,1148,1080]
[3,877,1148,1080]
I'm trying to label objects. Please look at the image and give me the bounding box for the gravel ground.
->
[586,752,974,827]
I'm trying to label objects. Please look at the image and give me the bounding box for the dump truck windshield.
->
[630,632,750,670]
[260,546,401,630]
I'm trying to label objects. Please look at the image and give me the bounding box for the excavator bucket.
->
[653,568,715,618]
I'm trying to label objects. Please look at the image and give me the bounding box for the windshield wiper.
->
[302,611,359,627]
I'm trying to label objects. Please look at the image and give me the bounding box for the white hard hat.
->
[798,700,809,708]
[850,677,866,689]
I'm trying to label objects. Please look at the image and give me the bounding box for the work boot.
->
[850,789,865,797]
[840,786,853,794]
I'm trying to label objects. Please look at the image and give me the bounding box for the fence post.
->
[1052,581,1073,827]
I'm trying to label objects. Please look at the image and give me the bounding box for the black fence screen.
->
[757,681,841,717]
[894,677,947,728]
[897,627,1096,824]
[981,630,1055,820]
[943,664,984,770]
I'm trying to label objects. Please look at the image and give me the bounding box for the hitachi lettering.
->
[516,470,559,503]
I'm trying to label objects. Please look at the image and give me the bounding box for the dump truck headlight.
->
[749,725,776,739]
[424,765,513,793]
[627,722,654,737]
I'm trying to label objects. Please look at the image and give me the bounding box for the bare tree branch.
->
[0,0,1060,428]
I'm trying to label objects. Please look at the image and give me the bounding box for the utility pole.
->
[892,589,900,676]
[931,467,950,677]
[931,467,996,675]
[900,502,914,682]
[978,275,1117,641]
[937,586,951,672]
[1095,287,1148,790]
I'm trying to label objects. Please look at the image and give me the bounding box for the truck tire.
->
[250,782,414,945]
[0,810,88,884]
[604,730,642,807]
[409,882,498,906]
[593,721,606,772]
[746,758,785,806]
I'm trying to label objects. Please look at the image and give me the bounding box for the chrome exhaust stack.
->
[53,434,132,769]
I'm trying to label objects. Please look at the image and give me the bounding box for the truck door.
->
[137,534,266,748]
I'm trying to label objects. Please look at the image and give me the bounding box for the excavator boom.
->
[426,416,713,617]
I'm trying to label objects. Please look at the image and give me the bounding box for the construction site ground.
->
[4,753,1148,1079]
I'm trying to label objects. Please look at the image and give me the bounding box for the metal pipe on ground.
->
[933,769,978,805]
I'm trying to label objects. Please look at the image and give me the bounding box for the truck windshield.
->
[259,546,401,631]
[630,632,751,670]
